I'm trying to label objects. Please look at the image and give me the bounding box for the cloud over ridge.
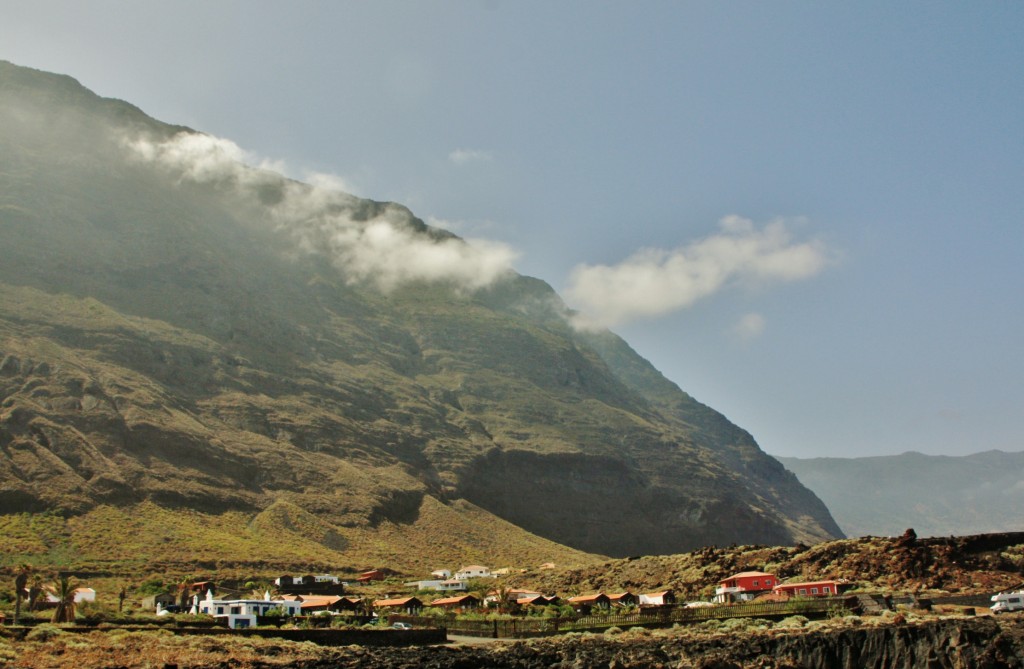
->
[566,215,828,329]
[125,132,518,293]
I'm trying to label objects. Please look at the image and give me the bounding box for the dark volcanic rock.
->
[286,618,1024,669]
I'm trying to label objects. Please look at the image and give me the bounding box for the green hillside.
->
[0,60,841,573]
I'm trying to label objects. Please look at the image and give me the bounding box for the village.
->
[4,562,863,637]
[149,564,862,630]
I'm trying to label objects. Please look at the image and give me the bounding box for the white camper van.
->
[990,589,1024,614]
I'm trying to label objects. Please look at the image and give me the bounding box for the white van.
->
[990,590,1024,614]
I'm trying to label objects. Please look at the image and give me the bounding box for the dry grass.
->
[0,495,600,591]
[2,628,328,669]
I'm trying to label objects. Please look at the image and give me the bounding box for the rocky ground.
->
[510,531,1024,600]
[298,616,1024,669]
[5,611,1023,669]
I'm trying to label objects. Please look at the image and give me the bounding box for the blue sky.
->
[3,1,1022,458]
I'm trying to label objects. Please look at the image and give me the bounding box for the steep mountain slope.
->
[0,60,841,566]
[779,450,1024,538]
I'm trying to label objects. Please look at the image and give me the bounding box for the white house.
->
[274,574,342,586]
[638,590,677,607]
[455,565,494,581]
[430,569,451,579]
[438,578,468,591]
[405,579,468,592]
[46,587,96,604]
[195,590,301,629]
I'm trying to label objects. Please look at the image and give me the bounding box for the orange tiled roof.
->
[374,597,418,607]
[298,596,342,608]
[431,595,478,606]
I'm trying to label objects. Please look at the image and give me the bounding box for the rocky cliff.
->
[0,59,841,565]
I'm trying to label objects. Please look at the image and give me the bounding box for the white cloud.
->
[448,148,493,165]
[303,171,361,198]
[732,313,766,342]
[124,131,518,293]
[566,216,828,329]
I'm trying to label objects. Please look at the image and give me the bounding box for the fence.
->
[394,596,858,639]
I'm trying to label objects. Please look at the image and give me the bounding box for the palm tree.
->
[51,574,77,624]
[27,575,45,611]
[248,580,278,601]
[492,585,513,614]
[13,564,30,625]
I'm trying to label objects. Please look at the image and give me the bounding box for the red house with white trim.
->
[773,579,850,598]
[714,571,776,603]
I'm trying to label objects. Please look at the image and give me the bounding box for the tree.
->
[27,575,45,611]
[51,574,77,624]
[492,585,513,614]
[13,564,30,625]
[176,577,193,609]
[248,580,278,601]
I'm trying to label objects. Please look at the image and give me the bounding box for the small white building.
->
[46,587,96,604]
[455,565,494,581]
[195,591,301,629]
[405,579,468,592]
[638,590,677,607]
[430,569,451,579]
[274,574,342,586]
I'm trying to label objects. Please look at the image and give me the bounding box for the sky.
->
[2,1,1022,459]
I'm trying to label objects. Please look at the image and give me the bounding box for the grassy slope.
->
[0,495,601,578]
[0,59,842,567]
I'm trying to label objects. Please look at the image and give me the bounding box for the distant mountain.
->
[778,450,1024,538]
[0,60,841,572]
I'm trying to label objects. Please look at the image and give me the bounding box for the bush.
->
[776,615,809,629]
[137,579,166,596]
[827,603,854,619]
[720,617,769,632]
[26,624,65,641]
[603,626,622,635]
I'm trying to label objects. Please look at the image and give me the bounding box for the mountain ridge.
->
[778,449,1024,538]
[0,59,841,569]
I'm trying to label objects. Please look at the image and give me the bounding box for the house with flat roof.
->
[195,591,301,629]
